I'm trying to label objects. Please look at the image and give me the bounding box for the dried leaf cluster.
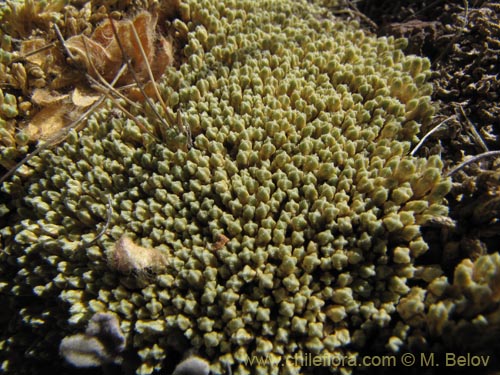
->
[1,1,181,180]
[66,10,173,86]
[24,10,174,143]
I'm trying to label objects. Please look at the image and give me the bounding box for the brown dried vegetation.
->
[0,1,183,182]
[108,234,170,275]
[65,10,173,89]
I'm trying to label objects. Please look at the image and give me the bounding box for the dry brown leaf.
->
[72,86,100,107]
[31,88,68,106]
[24,103,71,142]
[20,38,69,90]
[20,38,55,67]
[65,11,173,85]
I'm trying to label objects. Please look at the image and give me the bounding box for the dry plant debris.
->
[65,10,174,88]
[0,2,183,183]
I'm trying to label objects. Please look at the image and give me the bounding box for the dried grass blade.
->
[107,15,171,132]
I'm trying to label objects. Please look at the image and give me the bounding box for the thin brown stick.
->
[458,104,489,153]
[53,24,78,61]
[129,21,169,116]
[10,42,57,63]
[80,36,159,141]
[87,74,160,142]
[344,0,378,30]
[0,95,105,185]
[446,150,500,177]
[410,117,453,156]
[107,15,171,133]
[81,193,113,249]
[86,70,139,111]
[402,0,444,23]
[127,21,171,141]
[81,36,140,111]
